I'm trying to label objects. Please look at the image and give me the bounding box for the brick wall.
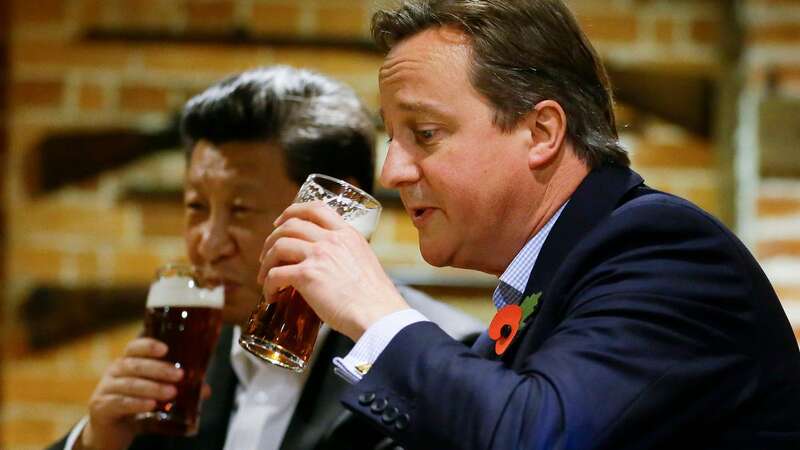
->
[1,0,10,445]
[3,0,799,448]
[742,0,800,333]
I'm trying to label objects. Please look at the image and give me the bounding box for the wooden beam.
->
[715,0,745,229]
[26,120,181,195]
[19,285,147,351]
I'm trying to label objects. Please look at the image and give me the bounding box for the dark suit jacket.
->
[49,326,389,450]
[342,165,800,449]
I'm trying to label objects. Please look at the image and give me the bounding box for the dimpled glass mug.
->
[239,174,381,372]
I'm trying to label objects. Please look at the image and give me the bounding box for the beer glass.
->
[135,263,224,436]
[240,174,381,372]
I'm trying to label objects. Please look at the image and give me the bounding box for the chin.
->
[419,242,453,268]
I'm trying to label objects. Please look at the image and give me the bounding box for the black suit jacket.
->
[342,165,800,449]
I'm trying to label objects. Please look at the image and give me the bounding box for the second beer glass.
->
[135,264,224,436]
[240,174,381,372]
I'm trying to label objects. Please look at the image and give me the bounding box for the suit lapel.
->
[280,331,355,450]
[193,325,237,450]
[502,165,644,365]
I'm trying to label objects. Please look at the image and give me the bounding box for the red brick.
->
[119,85,170,112]
[685,187,720,217]
[13,41,134,71]
[758,197,800,217]
[654,19,674,44]
[757,240,800,259]
[187,1,236,29]
[5,372,98,403]
[2,418,57,446]
[12,0,66,24]
[749,23,800,44]
[11,79,64,108]
[270,47,382,78]
[578,14,639,43]
[79,83,106,111]
[777,286,800,301]
[9,246,63,281]
[140,44,271,75]
[78,0,110,27]
[691,19,720,44]
[116,0,182,28]
[250,3,302,35]
[631,141,714,169]
[112,249,167,283]
[141,202,184,237]
[776,66,800,87]
[315,5,368,38]
[17,204,128,240]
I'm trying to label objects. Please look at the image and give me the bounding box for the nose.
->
[379,140,421,189]
[197,213,236,265]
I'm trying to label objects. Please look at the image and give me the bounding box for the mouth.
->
[202,275,241,295]
[409,207,436,226]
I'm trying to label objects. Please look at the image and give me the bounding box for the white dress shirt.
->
[224,325,329,450]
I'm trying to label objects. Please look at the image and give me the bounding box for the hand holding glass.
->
[239,174,381,372]
[135,264,223,436]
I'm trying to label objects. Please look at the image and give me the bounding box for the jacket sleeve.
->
[340,200,765,450]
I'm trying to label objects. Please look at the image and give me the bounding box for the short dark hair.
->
[372,0,629,168]
[180,66,377,193]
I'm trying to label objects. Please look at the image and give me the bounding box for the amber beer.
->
[240,174,381,372]
[136,264,223,436]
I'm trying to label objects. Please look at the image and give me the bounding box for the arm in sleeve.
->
[341,201,758,450]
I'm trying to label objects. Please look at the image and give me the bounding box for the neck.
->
[493,146,589,275]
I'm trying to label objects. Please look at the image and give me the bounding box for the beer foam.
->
[347,210,379,239]
[146,276,224,309]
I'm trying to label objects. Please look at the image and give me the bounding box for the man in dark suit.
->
[50,66,482,450]
[257,1,800,449]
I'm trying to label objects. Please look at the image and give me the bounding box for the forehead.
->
[186,140,291,191]
[379,27,479,113]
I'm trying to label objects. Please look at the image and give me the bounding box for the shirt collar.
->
[493,201,568,309]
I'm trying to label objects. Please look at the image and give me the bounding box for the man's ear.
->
[525,100,567,170]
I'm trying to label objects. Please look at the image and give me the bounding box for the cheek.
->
[184,228,203,264]
[236,225,271,264]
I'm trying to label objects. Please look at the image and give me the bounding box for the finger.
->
[91,394,157,418]
[201,384,212,401]
[124,338,168,358]
[263,264,309,299]
[257,237,313,284]
[110,357,183,381]
[103,377,177,401]
[259,216,329,264]
[273,201,346,231]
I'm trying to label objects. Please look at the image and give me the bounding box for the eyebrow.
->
[380,100,450,123]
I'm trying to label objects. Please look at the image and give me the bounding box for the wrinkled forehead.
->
[380,26,472,81]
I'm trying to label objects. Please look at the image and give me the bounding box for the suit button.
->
[395,413,410,430]
[370,398,389,413]
[358,392,376,405]
[381,406,400,424]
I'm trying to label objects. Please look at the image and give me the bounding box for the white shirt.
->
[224,325,329,450]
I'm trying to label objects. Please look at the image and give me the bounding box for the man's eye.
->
[415,129,438,143]
[232,205,251,216]
[185,202,206,212]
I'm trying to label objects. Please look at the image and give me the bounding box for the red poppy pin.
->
[488,292,542,355]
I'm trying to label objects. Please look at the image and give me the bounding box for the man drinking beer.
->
[50,65,482,450]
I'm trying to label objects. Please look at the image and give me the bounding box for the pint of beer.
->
[240,174,381,372]
[135,264,224,436]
